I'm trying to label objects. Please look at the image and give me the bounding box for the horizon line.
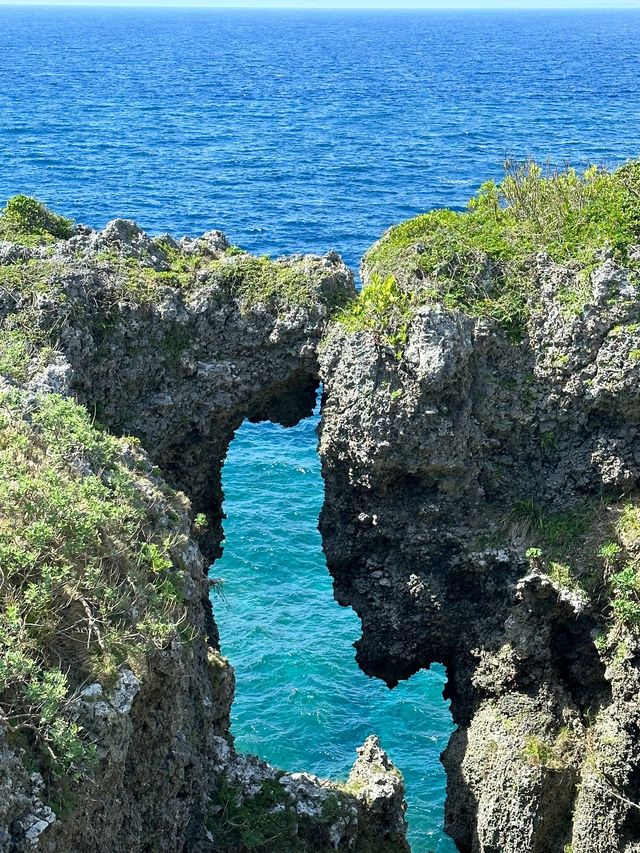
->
[0,2,638,8]
[1,0,639,7]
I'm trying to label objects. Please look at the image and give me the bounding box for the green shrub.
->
[0,390,188,782]
[610,565,640,627]
[362,160,640,340]
[193,512,209,533]
[599,542,622,561]
[0,195,73,243]
[208,778,299,852]
[338,273,414,356]
[547,562,581,592]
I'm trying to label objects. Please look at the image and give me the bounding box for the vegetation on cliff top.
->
[103,243,327,312]
[342,160,640,344]
[0,389,190,783]
[0,197,349,384]
[0,193,343,316]
[0,195,73,245]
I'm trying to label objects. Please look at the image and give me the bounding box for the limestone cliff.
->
[319,164,640,853]
[5,163,640,853]
[0,204,408,853]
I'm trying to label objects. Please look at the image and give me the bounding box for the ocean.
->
[1,6,639,849]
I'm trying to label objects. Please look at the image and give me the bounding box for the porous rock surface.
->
[319,250,640,852]
[0,221,408,852]
[16,220,350,560]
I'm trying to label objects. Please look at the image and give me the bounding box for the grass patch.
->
[208,779,299,852]
[523,735,558,768]
[517,498,640,634]
[511,498,596,559]
[522,728,575,770]
[0,389,190,785]
[0,259,66,297]
[214,256,317,310]
[0,259,69,381]
[358,160,640,341]
[0,329,39,382]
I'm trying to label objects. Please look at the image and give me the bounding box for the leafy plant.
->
[0,195,73,243]
[193,512,209,533]
[547,562,581,592]
[610,566,640,626]
[362,160,640,340]
[338,274,415,356]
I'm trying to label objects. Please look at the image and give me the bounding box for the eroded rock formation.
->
[4,166,640,853]
[319,240,640,852]
[0,215,408,853]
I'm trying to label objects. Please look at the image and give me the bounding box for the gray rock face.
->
[347,735,409,847]
[0,222,408,852]
[1,730,55,851]
[20,229,353,562]
[319,252,640,852]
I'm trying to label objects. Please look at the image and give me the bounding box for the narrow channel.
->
[212,403,456,852]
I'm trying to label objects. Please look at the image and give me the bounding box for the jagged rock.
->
[319,246,640,852]
[346,735,409,847]
[0,222,405,852]
[179,229,230,256]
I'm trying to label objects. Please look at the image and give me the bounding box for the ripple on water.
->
[2,8,639,849]
[214,415,456,852]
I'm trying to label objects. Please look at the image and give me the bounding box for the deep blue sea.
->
[1,6,640,850]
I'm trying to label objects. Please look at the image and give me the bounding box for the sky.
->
[0,0,639,7]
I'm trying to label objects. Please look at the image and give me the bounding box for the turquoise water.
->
[215,410,454,852]
[1,6,640,849]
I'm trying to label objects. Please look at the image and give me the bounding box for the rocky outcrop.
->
[5,219,351,558]
[319,247,640,852]
[6,173,640,853]
[0,215,408,852]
